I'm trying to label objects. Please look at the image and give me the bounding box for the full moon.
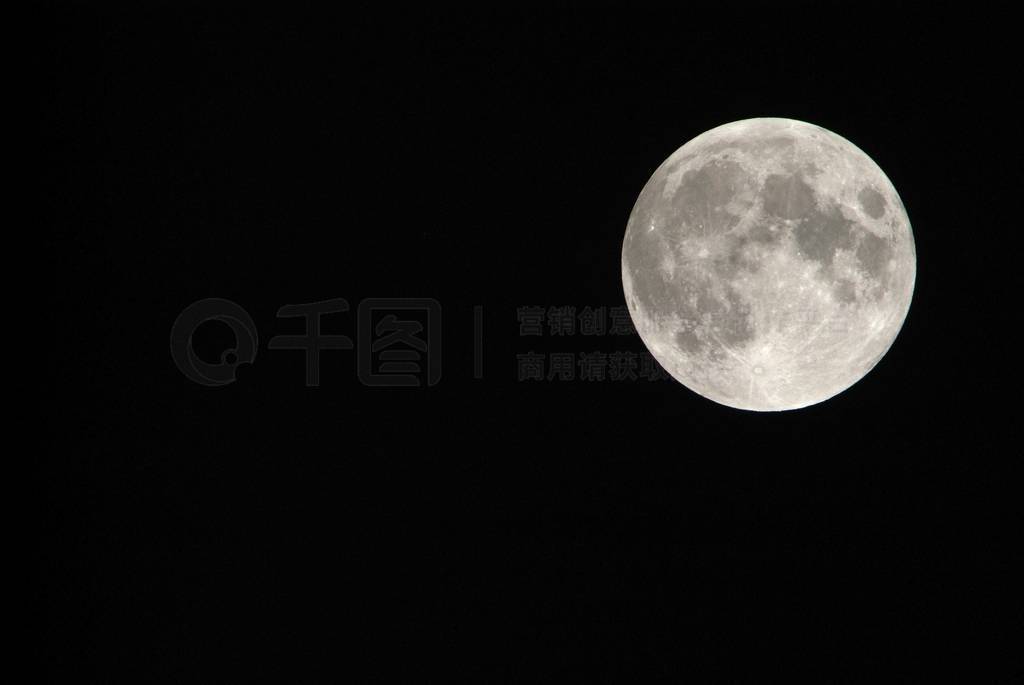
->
[622,118,915,411]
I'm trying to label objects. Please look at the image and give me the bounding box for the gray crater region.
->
[622,118,915,411]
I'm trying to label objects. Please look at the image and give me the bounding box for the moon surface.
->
[621,118,915,411]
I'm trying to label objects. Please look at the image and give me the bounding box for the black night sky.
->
[43,4,1015,680]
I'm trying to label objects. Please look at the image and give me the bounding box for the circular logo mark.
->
[170,298,258,386]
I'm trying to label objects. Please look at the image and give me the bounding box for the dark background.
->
[44,3,1014,680]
